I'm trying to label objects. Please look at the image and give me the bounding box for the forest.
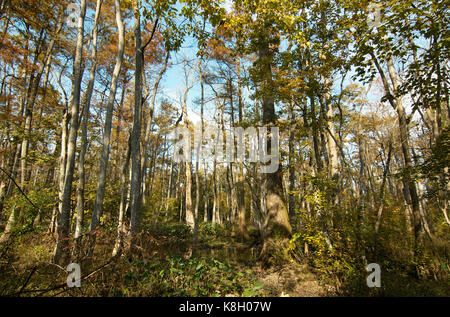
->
[0,0,448,298]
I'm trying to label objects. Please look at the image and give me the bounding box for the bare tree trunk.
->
[52,110,68,236]
[193,59,204,240]
[165,158,174,217]
[73,0,102,258]
[374,139,393,254]
[53,0,87,265]
[288,99,296,218]
[386,57,422,250]
[236,61,248,240]
[112,135,131,257]
[324,81,339,181]
[310,94,323,174]
[140,50,169,201]
[203,159,209,223]
[212,157,220,225]
[128,2,144,248]
[90,0,125,235]
[182,116,194,230]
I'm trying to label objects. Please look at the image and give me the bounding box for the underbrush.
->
[0,222,264,297]
[105,256,262,297]
[146,223,193,240]
[285,206,450,296]
[198,222,233,239]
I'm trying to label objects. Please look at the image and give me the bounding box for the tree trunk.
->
[182,110,194,230]
[112,135,131,257]
[53,0,87,265]
[73,0,102,258]
[128,1,144,247]
[258,36,292,259]
[90,0,125,235]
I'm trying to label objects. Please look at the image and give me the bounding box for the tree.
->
[53,0,87,265]
[88,0,125,251]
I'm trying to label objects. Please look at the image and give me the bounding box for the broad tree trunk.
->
[258,36,292,259]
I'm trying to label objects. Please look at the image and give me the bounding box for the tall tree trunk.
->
[212,156,220,225]
[310,94,323,174]
[375,139,393,239]
[140,49,169,202]
[287,99,296,219]
[182,103,194,230]
[165,158,174,217]
[53,0,87,264]
[235,61,248,240]
[73,0,103,257]
[128,1,144,247]
[90,0,125,235]
[258,36,292,259]
[324,80,339,181]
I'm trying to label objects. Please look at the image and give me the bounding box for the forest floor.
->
[1,222,448,297]
[0,222,334,297]
[149,238,333,297]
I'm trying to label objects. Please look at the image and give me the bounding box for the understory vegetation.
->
[1,219,448,296]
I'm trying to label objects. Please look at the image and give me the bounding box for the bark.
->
[235,61,248,240]
[112,135,131,257]
[193,59,204,240]
[140,50,169,201]
[53,0,87,265]
[129,2,144,243]
[90,0,125,234]
[258,36,292,259]
[287,99,296,219]
[73,0,103,255]
[212,156,220,225]
[323,78,339,181]
[375,139,392,250]
[203,158,209,223]
[164,158,174,217]
[182,97,194,230]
